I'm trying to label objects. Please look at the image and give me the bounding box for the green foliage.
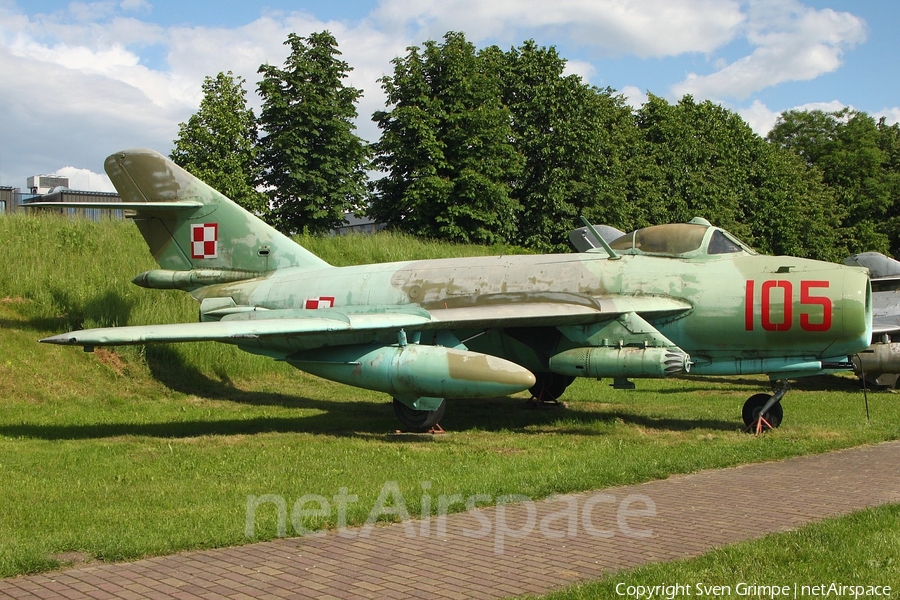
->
[744,144,846,261]
[875,119,900,256]
[768,108,897,255]
[160,31,900,261]
[631,95,759,238]
[256,31,372,235]
[624,95,845,260]
[161,32,900,261]
[491,41,636,251]
[367,37,860,259]
[369,32,523,244]
[170,72,267,214]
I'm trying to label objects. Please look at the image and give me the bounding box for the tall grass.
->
[295,229,530,266]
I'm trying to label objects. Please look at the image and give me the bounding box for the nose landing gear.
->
[742,380,789,434]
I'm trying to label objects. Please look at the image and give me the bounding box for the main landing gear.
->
[392,398,446,433]
[529,373,575,404]
[742,380,789,434]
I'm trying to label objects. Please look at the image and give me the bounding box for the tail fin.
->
[103,148,331,273]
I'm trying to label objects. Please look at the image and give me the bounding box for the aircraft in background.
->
[35,149,872,433]
[844,252,900,388]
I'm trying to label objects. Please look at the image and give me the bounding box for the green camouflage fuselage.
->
[197,246,871,380]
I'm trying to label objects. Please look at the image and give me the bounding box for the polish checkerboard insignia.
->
[191,223,218,259]
[305,296,335,309]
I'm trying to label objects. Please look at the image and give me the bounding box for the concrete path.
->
[2,441,900,599]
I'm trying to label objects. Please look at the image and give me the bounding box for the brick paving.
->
[2,441,900,599]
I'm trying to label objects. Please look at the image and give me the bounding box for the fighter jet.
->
[36,149,872,433]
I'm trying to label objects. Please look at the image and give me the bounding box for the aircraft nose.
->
[840,267,872,354]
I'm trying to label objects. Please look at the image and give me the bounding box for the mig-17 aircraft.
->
[37,149,873,433]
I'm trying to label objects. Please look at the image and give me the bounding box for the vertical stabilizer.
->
[105,148,331,273]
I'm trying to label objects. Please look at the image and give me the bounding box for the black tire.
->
[529,373,575,402]
[392,398,446,432]
[741,393,783,430]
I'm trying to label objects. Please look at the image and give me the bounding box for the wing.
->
[41,294,692,353]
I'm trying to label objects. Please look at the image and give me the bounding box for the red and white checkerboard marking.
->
[191,223,218,259]
[305,296,335,309]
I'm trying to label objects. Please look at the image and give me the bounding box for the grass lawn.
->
[2,297,898,578]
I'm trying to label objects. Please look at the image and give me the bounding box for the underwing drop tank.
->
[288,343,536,400]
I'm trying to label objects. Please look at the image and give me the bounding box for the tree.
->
[256,31,371,234]
[629,95,758,240]
[875,118,900,256]
[623,95,844,260]
[170,72,266,214]
[768,109,894,254]
[369,32,523,244]
[743,143,845,261]
[489,41,635,251]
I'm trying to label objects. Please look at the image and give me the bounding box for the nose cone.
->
[446,351,536,396]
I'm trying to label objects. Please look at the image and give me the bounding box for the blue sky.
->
[1,0,897,192]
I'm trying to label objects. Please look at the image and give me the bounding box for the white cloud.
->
[673,0,866,100]
[0,0,876,191]
[736,100,780,136]
[875,107,900,126]
[54,166,116,192]
[620,85,648,110]
[562,59,596,83]
[736,99,858,137]
[119,0,151,13]
[0,2,408,187]
[790,100,852,114]
[373,0,744,57]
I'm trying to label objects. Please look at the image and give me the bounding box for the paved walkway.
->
[3,441,900,599]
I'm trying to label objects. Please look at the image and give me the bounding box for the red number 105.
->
[745,280,832,332]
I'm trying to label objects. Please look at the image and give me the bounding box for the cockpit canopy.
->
[607,218,755,258]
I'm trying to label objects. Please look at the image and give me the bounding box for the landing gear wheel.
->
[392,398,446,432]
[529,373,575,404]
[742,393,783,433]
